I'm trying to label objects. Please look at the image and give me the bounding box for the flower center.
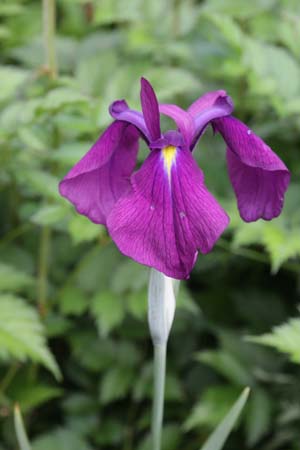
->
[162,145,177,177]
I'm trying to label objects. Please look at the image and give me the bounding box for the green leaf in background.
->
[36,88,90,114]
[110,259,148,294]
[0,3,24,17]
[14,404,32,450]
[11,37,78,73]
[68,214,104,244]
[58,285,89,316]
[228,184,300,273]
[76,50,119,96]
[0,98,40,133]
[262,225,300,273]
[93,0,142,25]
[143,68,201,101]
[137,424,181,450]
[0,295,61,379]
[0,66,29,102]
[133,364,183,402]
[18,170,60,201]
[176,285,200,314]
[31,204,70,226]
[244,38,300,104]
[99,366,134,404]
[32,428,92,450]
[245,388,273,446]
[248,317,300,363]
[199,387,250,450]
[202,12,244,51]
[92,419,124,447]
[52,142,91,166]
[0,263,33,292]
[10,382,62,413]
[196,350,253,386]
[184,386,242,431]
[127,289,147,319]
[91,290,125,336]
[231,219,265,248]
[201,0,276,18]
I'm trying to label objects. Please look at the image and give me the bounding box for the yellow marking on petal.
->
[162,145,177,178]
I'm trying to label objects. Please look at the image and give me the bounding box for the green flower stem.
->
[37,226,51,317]
[152,343,167,450]
[43,0,57,78]
[38,0,57,317]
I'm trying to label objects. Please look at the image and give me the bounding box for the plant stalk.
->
[43,0,57,78]
[38,0,57,316]
[152,343,167,450]
[37,226,51,317]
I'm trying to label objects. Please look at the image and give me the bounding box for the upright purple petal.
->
[140,78,161,141]
[59,121,139,225]
[107,147,229,279]
[159,104,195,148]
[188,91,234,150]
[214,116,290,222]
[109,99,150,141]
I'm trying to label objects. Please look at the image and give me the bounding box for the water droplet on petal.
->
[180,211,186,218]
[247,129,252,135]
[150,205,155,211]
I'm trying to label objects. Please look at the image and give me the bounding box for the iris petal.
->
[107,147,229,279]
[188,90,234,149]
[59,121,139,225]
[109,99,150,141]
[159,104,195,148]
[188,90,231,116]
[214,116,290,221]
[140,78,161,141]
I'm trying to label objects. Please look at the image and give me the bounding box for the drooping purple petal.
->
[140,78,161,141]
[107,147,229,279]
[59,121,139,225]
[159,104,195,148]
[188,91,234,150]
[109,99,150,141]
[214,116,290,222]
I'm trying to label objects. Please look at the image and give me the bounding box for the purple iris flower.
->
[59,78,290,280]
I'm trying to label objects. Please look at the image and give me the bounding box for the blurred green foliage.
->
[0,0,300,449]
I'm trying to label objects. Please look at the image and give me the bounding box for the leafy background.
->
[1,0,300,449]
